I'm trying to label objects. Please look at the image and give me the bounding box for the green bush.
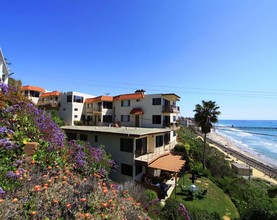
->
[161,198,180,220]
[144,189,158,202]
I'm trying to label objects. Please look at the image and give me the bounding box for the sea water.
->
[215,120,277,169]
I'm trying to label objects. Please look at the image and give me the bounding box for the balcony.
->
[37,100,59,108]
[86,106,102,114]
[162,105,180,114]
[135,141,176,164]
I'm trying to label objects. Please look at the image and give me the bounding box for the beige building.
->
[21,85,46,104]
[62,125,184,183]
[0,48,10,85]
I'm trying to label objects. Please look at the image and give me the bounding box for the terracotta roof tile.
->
[113,92,144,101]
[21,85,45,93]
[40,91,61,97]
[85,96,113,103]
[130,108,144,115]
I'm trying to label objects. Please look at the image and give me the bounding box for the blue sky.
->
[1,0,277,120]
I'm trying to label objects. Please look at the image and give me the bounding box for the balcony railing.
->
[86,106,102,114]
[135,141,176,164]
[162,105,180,113]
[37,100,59,108]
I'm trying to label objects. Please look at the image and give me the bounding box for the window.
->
[74,108,78,111]
[63,108,66,111]
[121,100,130,107]
[152,98,161,105]
[66,132,77,141]
[103,101,113,109]
[74,115,78,118]
[173,116,177,121]
[80,134,88,141]
[30,91,40,97]
[135,165,143,176]
[73,95,83,103]
[24,91,28,96]
[67,95,72,102]
[55,97,58,101]
[121,115,130,122]
[152,115,161,124]
[103,115,112,123]
[95,135,98,143]
[164,132,170,145]
[173,131,176,137]
[136,99,140,102]
[120,138,133,153]
[155,135,164,148]
[136,137,147,154]
[121,163,133,177]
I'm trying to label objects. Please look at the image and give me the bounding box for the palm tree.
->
[194,100,221,170]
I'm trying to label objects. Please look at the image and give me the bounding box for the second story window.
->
[152,98,161,105]
[152,115,161,124]
[120,138,133,153]
[155,135,164,148]
[103,101,113,109]
[121,100,130,107]
[67,95,72,102]
[73,95,83,103]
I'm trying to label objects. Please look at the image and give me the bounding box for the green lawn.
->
[170,174,240,219]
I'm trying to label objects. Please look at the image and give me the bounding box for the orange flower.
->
[53,199,59,204]
[12,198,18,203]
[84,213,91,218]
[30,160,36,165]
[94,173,101,178]
[108,199,113,203]
[0,199,5,203]
[47,166,52,170]
[102,187,108,194]
[34,185,41,191]
[102,202,108,208]
[83,178,87,182]
[62,176,67,180]
[30,211,37,215]
[81,198,87,203]
[66,203,71,209]
[121,206,125,211]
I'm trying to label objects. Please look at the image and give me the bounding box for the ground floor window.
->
[152,115,161,124]
[155,135,164,148]
[135,165,143,176]
[121,163,133,177]
[103,115,113,123]
[66,132,77,141]
[80,134,88,141]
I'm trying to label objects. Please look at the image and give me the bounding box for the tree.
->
[193,100,221,169]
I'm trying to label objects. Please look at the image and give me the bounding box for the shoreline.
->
[206,130,277,185]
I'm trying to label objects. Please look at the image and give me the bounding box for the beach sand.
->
[206,130,277,185]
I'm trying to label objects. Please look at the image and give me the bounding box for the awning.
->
[130,108,144,115]
[148,154,186,173]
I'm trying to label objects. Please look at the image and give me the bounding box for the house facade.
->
[62,126,184,183]
[58,91,95,126]
[21,85,46,105]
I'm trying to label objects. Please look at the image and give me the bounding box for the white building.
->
[21,85,46,104]
[0,48,10,85]
[84,90,180,129]
[59,91,95,126]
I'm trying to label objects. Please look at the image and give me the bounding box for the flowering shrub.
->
[0,164,150,219]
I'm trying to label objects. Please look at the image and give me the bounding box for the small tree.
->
[193,100,220,169]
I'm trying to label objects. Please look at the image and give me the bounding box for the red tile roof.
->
[113,92,144,101]
[85,96,113,103]
[130,108,144,115]
[21,85,45,93]
[40,91,61,97]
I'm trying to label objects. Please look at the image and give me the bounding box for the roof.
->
[61,126,171,137]
[148,154,186,173]
[113,92,144,101]
[231,163,252,170]
[85,96,113,103]
[162,93,180,101]
[21,85,45,93]
[40,91,61,97]
[130,108,144,115]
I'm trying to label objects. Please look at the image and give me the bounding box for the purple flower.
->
[6,171,20,180]
[0,138,13,150]
[13,160,22,168]
[178,203,191,220]
[0,186,5,198]
[0,82,8,94]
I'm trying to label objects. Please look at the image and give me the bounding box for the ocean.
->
[215,120,277,169]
